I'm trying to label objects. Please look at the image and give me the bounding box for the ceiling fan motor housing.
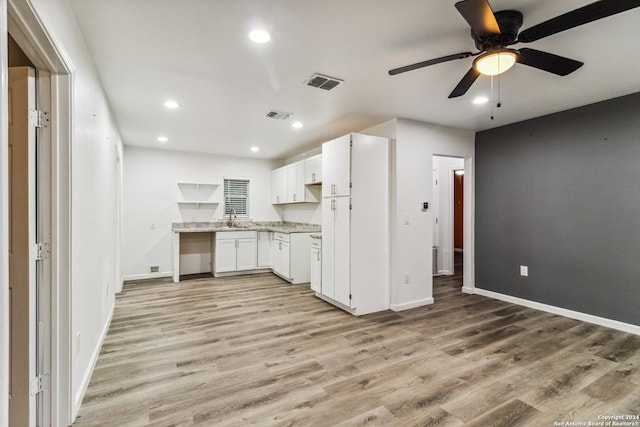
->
[472,10,523,51]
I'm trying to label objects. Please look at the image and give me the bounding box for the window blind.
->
[224,178,249,217]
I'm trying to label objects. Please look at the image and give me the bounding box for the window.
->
[224,178,249,217]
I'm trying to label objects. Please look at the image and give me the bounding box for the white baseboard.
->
[122,271,173,282]
[72,302,114,419]
[438,270,452,276]
[473,288,640,336]
[390,297,434,312]
[461,286,475,294]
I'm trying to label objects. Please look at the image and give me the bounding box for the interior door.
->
[454,172,464,250]
[9,66,37,427]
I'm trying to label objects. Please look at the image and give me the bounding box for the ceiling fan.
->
[389,0,640,98]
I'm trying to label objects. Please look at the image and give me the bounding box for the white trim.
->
[72,307,113,418]
[0,2,11,426]
[438,269,452,276]
[390,297,434,312]
[473,287,640,336]
[122,271,173,282]
[461,286,475,294]
[7,1,76,425]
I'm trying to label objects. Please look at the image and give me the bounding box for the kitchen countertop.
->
[172,221,321,234]
[310,234,322,239]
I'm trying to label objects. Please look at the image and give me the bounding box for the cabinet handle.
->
[277,195,280,203]
[317,251,321,261]
[293,194,297,202]
[331,199,336,211]
[331,184,336,195]
[312,172,316,182]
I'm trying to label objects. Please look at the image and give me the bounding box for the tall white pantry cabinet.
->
[319,133,390,315]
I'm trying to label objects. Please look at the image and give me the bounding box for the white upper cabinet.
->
[287,162,305,203]
[322,134,351,198]
[271,160,319,205]
[271,167,287,204]
[304,154,322,185]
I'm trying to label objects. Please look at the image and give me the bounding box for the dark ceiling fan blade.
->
[455,0,501,38]
[448,68,481,98]
[388,52,474,76]
[518,0,640,43]
[517,48,583,76]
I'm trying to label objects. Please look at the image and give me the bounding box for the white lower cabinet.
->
[257,231,273,267]
[271,232,312,284]
[310,238,321,292]
[214,231,257,275]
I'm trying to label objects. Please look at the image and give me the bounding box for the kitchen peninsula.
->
[172,221,320,284]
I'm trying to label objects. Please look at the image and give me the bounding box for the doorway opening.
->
[432,155,465,279]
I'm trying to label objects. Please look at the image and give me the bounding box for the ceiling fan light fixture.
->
[474,49,518,76]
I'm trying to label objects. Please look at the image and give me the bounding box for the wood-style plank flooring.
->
[74,256,640,426]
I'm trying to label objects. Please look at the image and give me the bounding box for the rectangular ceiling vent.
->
[266,110,293,120]
[306,73,343,91]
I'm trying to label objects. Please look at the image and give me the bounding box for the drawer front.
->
[273,232,290,243]
[216,230,256,240]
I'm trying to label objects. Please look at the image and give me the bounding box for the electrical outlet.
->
[404,272,410,284]
[150,266,159,273]
[520,265,528,277]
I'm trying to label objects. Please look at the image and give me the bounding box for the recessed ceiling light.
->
[473,96,489,105]
[157,136,168,143]
[291,121,303,129]
[163,100,180,109]
[250,146,260,152]
[248,29,270,44]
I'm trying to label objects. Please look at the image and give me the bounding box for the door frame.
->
[4,0,75,425]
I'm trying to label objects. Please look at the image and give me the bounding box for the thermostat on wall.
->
[422,202,429,211]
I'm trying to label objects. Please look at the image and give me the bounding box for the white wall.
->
[433,156,464,275]
[364,118,474,310]
[123,146,281,278]
[17,0,124,420]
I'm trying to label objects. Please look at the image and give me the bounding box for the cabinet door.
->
[272,239,282,275]
[280,241,291,278]
[321,199,335,299]
[305,155,322,184]
[271,167,287,204]
[310,247,321,292]
[215,239,237,273]
[257,231,272,267]
[322,134,351,197]
[334,197,351,306]
[287,162,305,203]
[236,238,258,271]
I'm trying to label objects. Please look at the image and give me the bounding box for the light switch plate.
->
[520,265,528,277]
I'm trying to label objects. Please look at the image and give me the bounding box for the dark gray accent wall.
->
[475,92,640,326]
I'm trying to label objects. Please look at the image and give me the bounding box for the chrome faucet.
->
[227,209,236,227]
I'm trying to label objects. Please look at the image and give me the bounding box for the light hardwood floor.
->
[74,259,640,426]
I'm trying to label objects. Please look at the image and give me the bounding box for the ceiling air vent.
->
[266,110,293,120]
[306,73,343,91]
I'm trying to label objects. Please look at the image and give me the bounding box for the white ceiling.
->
[69,0,640,160]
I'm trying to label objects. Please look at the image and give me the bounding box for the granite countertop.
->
[172,221,321,234]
